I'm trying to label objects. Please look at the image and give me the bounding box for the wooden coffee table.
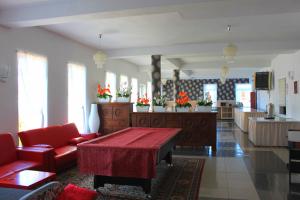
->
[0,170,56,189]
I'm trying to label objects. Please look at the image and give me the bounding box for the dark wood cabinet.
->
[131,112,217,151]
[97,103,133,135]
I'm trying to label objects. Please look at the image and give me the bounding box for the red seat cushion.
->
[0,160,40,178]
[56,184,97,200]
[62,123,81,139]
[54,146,77,169]
[69,137,88,145]
[0,133,17,166]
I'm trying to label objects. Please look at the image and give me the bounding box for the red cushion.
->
[0,133,17,166]
[69,137,88,145]
[54,146,77,170]
[19,128,49,147]
[56,184,97,200]
[0,160,40,178]
[62,123,81,139]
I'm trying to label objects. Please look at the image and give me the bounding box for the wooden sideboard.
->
[131,112,217,151]
[97,103,133,135]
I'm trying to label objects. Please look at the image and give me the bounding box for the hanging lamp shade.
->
[220,66,229,84]
[93,51,107,69]
[223,43,237,62]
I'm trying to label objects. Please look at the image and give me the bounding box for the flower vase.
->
[153,106,166,112]
[176,107,190,112]
[195,106,212,112]
[136,106,150,112]
[88,103,100,133]
[98,97,110,103]
[116,97,130,102]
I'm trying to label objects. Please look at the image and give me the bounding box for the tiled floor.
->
[175,121,300,200]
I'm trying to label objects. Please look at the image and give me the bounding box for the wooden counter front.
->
[131,112,217,151]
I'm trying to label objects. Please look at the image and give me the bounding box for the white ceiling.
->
[1,0,300,78]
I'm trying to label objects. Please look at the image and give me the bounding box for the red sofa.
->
[18,123,98,172]
[0,133,53,179]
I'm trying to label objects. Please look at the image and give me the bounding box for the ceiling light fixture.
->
[223,25,237,63]
[93,34,108,69]
[220,65,229,84]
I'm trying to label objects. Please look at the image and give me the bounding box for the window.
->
[131,78,138,103]
[18,51,48,131]
[105,72,117,101]
[68,63,86,133]
[235,84,252,108]
[120,75,128,90]
[139,84,147,98]
[203,84,217,107]
[147,81,152,101]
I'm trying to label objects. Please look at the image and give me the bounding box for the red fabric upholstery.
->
[18,123,99,172]
[78,128,181,179]
[0,161,40,179]
[0,133,54,183]
[69,137,88,145]
[80,133,98,141]
[56,184,97,200]
[0,133,17,166]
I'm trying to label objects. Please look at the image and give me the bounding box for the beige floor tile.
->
[199,187,229,199]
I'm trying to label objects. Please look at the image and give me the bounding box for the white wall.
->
[0,27,149,139]
[257,50,300,120]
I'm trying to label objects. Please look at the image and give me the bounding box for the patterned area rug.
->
[57,157,205,200]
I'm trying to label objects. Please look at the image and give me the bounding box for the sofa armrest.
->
[80,133,99,140]
[16,147,55,172]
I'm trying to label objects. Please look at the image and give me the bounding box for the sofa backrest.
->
[18,123,81,148]
[0,133,17,166]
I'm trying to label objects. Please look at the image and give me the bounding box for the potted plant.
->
[116,87,131,102]
[153,95,167,112]
[136,95,150,112]
[175,91,191,112]
[97,84,112,103]
[196,99,213,112]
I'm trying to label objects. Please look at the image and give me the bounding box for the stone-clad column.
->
[151,55,161,98]
[173,70,180,100]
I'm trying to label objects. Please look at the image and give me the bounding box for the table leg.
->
[165,151,172,166]
[94,175,104,189]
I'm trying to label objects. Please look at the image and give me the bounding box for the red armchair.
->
[0,133,53,179]
[18,123,99,172]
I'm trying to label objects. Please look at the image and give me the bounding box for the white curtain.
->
[131,78,138,103]
[18,51,48,131]
[68,63,87,133]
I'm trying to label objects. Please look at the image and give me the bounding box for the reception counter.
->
[234,108,266,132]
[131,112,217,151]
[248,117,300,146]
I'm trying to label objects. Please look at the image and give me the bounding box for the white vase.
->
[136,106,150,112]
[153,106,166,112]
[176,107,190,112]
[88,104,100,133]
[116,96,130,102]
[98,97,110,103]
[195,106,212,112]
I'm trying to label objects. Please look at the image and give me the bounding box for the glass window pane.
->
[203,84,217,107]
[131,78,138,103]
[147,81,152,101]
[105,72,117,101]
[139,84,147,98]
[18,51,48,131]
[235,84,252,108]
[68,63,86,133]
[120,75,128,90]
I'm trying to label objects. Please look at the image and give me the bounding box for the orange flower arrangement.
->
[97,84,112,99]
[136,94,150,106]
[176,91,192,107]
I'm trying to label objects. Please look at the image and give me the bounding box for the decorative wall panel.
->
[163,78,249,100]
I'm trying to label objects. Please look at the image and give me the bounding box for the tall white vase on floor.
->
[88,103,100,133]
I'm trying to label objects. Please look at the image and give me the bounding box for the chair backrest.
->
[18,123,81,148]
[0,133,17,166]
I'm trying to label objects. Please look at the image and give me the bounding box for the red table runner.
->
[78,127,181,179]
